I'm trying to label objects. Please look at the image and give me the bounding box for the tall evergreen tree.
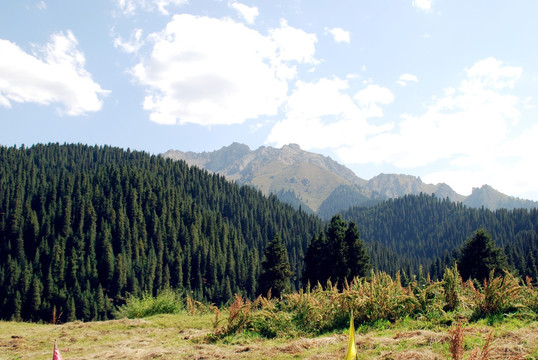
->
[303,215,370,286]
[457,229,509,282]
[258,235,292,298]
[302,232,327,286]
[344,221,370,280]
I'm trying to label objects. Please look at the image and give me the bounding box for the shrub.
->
[115,289,184,319]
[350,271,418,324]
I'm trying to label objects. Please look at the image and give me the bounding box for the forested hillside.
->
[2,144,537,324]
[342,194,538,281]
[0,144,323,322]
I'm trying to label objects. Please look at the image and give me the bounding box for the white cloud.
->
[36,1,47,10]
[412,0,432,12]
[133,14,317,125]
[229,1,258,24]
[325,27,350,43]
[464,57,521,90]
[269,19,318,64]
[265,57,533,199]
[422,123,538,197]
[267,77,393,150]
[116,0,187,16]
[354,84,394,117]
[0,31,109,115]
[397,73,418,86]
[113,28,144,53]
[338,58,529,197]
[354,84,394,106]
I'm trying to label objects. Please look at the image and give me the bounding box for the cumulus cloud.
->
[133,14,317,125]
[412,0,432,12]
[397,73,418,86]
[264,56,532,197]
[325,27,350,43]
[354,84,394,118]
[116,0,187,16]
[422,123,538,197]
[337,57,528,196]
[269,19,318,64]
[267,77,393,150]
[230,1,258,24]
[0,31,109,115]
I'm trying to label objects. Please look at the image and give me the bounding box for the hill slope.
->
[0,143,323,322]
[163,143,370,213]
[342,193,538,280]
[162,143,538,216]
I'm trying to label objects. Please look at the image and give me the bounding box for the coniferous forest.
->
[1,143,537,324]
[342,194,538,281]
[0,144,323,322]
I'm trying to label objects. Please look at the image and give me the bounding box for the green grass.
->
[1,313,536,359]
[2,268,537,359]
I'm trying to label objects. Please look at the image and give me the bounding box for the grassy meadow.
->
[0,313,536,359]
[1,268,538,359]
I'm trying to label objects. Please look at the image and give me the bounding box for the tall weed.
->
[210,269,537,339]
[472,270,522,318]
[443,264,463,312]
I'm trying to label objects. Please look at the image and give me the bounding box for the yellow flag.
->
[343,311,358,360]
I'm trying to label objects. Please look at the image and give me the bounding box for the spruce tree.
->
[258,235,292,298]
[303,216,370,286]
[344,221,370,280]
[302,232,327,286]
[457,229,509,282]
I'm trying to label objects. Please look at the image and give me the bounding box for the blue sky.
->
[1,0,538,200]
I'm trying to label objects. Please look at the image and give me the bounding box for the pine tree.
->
[258,235,292,298]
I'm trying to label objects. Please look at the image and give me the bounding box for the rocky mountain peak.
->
[162,143,538,215]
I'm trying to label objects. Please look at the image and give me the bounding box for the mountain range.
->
[162,143,538,217]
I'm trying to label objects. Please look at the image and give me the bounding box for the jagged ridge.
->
[162,143,538,216]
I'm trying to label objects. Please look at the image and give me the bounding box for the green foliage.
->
[0,143,323,322]
[318,184,382,220]
[471,270,522,318]
[115,289,185,318]
[303,215,370,286]
[342,194,538,281]
[258,235,293,298]
[443,264,462,312]
[457,229,509,282]
[213,268,538,339]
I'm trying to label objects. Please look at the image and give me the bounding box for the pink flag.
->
[52,340,63,360]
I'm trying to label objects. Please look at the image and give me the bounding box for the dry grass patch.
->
[0,314,536,359]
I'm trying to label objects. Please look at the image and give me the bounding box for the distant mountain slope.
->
[162,143,538,215]
[341,193,538,281]
[464,184,538,210]
[364,173,466,203]
[163,143,369,213]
